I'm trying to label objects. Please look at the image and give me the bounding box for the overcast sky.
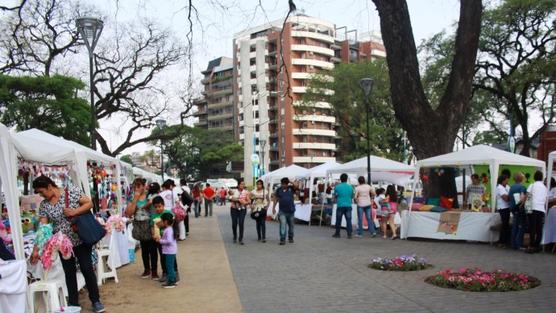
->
[88,0,461,155]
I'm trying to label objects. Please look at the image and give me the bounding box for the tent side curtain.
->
[0,123,25,260]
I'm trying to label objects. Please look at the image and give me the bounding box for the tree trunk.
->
[372,0,483,159]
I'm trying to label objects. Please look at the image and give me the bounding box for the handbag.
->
[131,219,152,241]
[172,201,187,222]
[67,188,106,245]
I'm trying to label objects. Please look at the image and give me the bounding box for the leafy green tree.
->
[302,60,405,161]
[0,74,90,145]
[152,125,242,180]
[474,0,556,156]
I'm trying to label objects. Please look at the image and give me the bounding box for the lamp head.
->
[359,77,374,97]
[76,17,104,53]
[155,119,167,129]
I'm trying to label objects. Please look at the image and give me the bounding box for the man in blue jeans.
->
[509,173,527,250]
[272,177,297,245]
[333,173,354,239]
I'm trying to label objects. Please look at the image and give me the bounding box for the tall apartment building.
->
[234,15,340,184]
[193,57,234,137]
[233,14,386,183]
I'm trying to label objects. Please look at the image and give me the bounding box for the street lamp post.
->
[259,139,267,176]
[76,17,104,150]
[359,78,374,185]
[156,119,167,181]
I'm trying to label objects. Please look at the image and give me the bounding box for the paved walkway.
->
[81,209,242,313]
[217,206,556,313]
[80,204,555,312]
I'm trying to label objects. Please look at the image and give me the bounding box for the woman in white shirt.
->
[354,176,376,238]
[495,175,510,246]
[526,171,547,253]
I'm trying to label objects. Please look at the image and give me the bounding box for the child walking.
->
[158,212,178,288]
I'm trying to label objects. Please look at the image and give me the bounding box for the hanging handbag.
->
[68,188,106,245]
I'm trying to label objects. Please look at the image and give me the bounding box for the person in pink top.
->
[385,185,399,240]
[157,212,178,288]
[355,176,377,237]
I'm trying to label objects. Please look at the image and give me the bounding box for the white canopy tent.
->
[403,145,546,242]
[409,145,546,212]
[306,161,341,205]
[260,164,310,186]
[14,129,124,204]
[0,123,25,260]
[326,155,414,186]
[132,167,161,184]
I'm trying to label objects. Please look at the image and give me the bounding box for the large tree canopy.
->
[372,0,483,158]
[303,60,405,161]
[0,74,90,145]
[474,0,556,156]
[151,125,242,180]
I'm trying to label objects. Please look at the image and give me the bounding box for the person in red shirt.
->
[203,183,216,217]
[192,184,201,218]
[219,187,227,206]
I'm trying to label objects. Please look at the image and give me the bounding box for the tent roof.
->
[13,128,78,165]
[260,164,310,183]
[307,161,341,178]
[326,155,414,185]
[327,155,414,174]
[417,145,545,168]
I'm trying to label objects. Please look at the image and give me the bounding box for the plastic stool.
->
[96,248,119,286]
[28,280,67,313]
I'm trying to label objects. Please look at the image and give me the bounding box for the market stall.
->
[543,151,556,245]
[327,155,415,228]
[402,145,545,242]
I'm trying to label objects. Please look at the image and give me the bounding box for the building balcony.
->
[293,114,336,124]
[292,128,336,137]
[291,58,333,70]
[207,112,233,121]
[293,156,336,164]
[331,56,342,63]
[292,142,336,150]
[291,31,335,44]
[293,100,332,109]
[291,44,335,57]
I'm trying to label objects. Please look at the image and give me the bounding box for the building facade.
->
[233,14,385,183]
[234,15,341,184]
[193,57,235,137]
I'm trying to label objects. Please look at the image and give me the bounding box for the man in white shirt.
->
[495,175,511,246]
[526,171,547,253]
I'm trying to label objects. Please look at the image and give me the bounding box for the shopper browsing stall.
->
[332,173,354,239]
[526,171,547,253]
[126,178,158,280]
[495,175,511,247]
[30,176,105,313]
[509,173,527,250]
[355,176,376,238]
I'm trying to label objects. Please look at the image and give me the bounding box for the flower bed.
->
[369,255,431,271]
[425,268,540,292]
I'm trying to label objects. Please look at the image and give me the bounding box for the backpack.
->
[180,188,194,207]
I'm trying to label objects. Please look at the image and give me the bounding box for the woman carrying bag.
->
[126,178,158,280]
[251,180,269,243]
[30,175,105,313]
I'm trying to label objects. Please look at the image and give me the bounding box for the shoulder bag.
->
[68,188,106,245]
